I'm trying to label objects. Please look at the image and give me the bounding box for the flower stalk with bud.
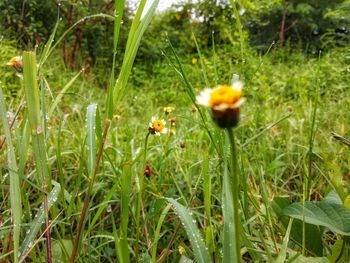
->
[196,76,244,262]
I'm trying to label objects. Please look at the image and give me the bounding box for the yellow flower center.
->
[209,85,241,107]
[152,120,165,132]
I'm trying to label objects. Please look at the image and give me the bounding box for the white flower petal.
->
[196,88,212,107]
[231,80,243,92]
[162,128,168,134]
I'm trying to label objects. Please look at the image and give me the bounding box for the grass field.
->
[1,1,350,262]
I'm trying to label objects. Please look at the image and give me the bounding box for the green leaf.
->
[289,254,330,263]
[167,198,210,263]
[327,240,350,263]
[273,197,323,256]
[52,239,73,262]
[282,201,350,236]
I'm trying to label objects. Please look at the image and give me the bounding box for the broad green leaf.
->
[167,198,210,263]
[273,197,323,256]
[282,201,350,236]
[324,191,342,205]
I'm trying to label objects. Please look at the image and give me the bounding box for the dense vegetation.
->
[1,0,350,262]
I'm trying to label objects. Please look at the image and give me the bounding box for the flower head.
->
[7,56,23,72]
[196,80,244,128]
[169,128,176,136]
[169,116,176,126]
[149,116,168,135]
[163,106,175,115]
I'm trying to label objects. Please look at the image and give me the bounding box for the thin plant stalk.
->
[227,128,241,262]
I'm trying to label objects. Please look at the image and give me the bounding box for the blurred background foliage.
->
[0,0,349,83]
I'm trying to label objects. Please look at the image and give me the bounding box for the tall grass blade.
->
[113,0,160,105]
[151,203,172,263]
[23,51,50,186]
[106,0,125,119]
[38,20,59,68]
[120,163,132,236]
[0,84,22,263]
[276,219,293,263]
[19,184,61,260]
[222,161,236,263]
[23,51,52,262]
[167,198,210,263]
[86,104,98,175]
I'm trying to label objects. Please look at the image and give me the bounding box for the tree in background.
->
[243,0,350,52]
[0,0,57,47]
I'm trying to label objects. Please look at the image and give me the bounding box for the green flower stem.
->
[227,128,241,262]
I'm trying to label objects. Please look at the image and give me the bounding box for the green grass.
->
[1,1,350,262]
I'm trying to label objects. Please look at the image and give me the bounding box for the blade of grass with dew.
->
[19,209,63,263]
[23,51,53,261]
[86,104,98,175]
[167,198,210,263]
[113,0,160,106]
[0,84,22,263]
[22,51,49,187]
[19,184,61,261]
[151,203,172,263]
